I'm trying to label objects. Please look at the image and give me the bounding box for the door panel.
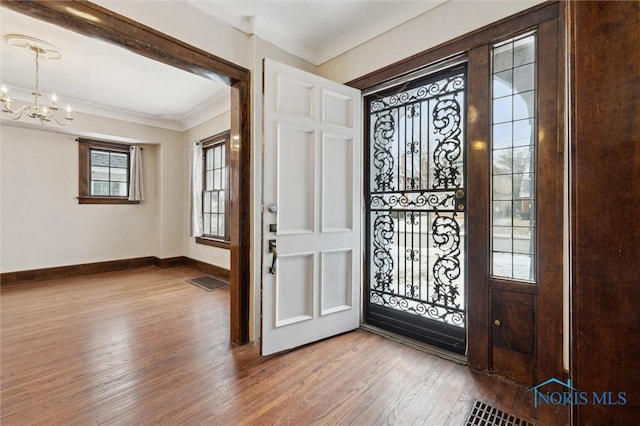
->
[262,59,361,356]
[491,286,535,384]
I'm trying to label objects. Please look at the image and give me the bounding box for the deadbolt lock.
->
[455,189,465,199]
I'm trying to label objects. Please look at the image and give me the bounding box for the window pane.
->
[493,148,513,175]
[493,123,512,149]
[211,214,218,236]
[111,181,127,196]
[110,153,128,168]
[206,148,214,169]
[492,252,513,278]
[214,169,221,189]
[513,119,533,147]
[493,201,512,226]
[491,32,536,282]
[91,150,109,167]
[218,191,225,213]
[91,180,109,196]
[204,213,211,235]
[513,91,534,120]
[493,42,513,73]
[111,167,127,182]
[493,97,512,123]
[493,226,513,252]
[513,175,534,199]
[514,36,535,66]
[513,254,534,280]
[203,192,211,213]
[206,170,213,190]
[513,227,534,254]
[493,175,512,200]
[211,190,219,213]
[214,146,222,169]
[514,63,535,92]
[493,70,513,98]
[91,168,109,185]
[218,214,225,237]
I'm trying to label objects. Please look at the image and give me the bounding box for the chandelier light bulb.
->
[1,34,73,126]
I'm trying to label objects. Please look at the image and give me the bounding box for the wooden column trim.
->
[466,44,491,373]
[534,15,564,384]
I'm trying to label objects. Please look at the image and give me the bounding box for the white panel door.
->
[262,59,361,356]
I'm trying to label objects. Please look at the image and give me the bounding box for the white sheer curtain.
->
[128,145,145,201]
[190,141,204,236]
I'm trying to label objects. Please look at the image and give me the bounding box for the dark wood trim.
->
[151,256,185,269]
[570,1,640,423]
[1,257,155,286]
[77,197,140,205]
[466,44,491,373]
[348,2,558,90]
[1,256,231,286]
[230,80,251,344]
[182,257,231,282]
[195,237,231,249]
[0,1,249,84]
[2,0,252,345]
[534,15,563,385]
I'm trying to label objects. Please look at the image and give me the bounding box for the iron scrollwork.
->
[367,69,466,330]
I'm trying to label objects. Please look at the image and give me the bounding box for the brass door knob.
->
[494,319,501,326]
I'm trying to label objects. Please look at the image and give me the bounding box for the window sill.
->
[195,236,231,249]
[78,197,140,205]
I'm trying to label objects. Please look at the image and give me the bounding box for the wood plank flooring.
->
[1,266,568,425]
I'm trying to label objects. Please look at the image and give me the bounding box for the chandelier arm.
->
[52,116,72,126]
[2,104,30,120]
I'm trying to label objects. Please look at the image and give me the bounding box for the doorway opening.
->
[4,1,251,344]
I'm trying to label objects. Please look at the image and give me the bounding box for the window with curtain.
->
[77,139,143,204]
[195,131,230,246]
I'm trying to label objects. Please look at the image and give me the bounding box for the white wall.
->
[0,111,184,273]
[317,0,545,83]
[182,111,232,270]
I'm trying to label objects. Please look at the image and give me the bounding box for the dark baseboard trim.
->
[182,257,230,282]
[1,257,155,287]
[1,256,231,287]
[151,256,185,269]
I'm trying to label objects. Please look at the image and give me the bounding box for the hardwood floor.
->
[1,266,568,425]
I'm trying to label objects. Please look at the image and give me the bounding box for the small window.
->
[197,131,230,245]
[78,139,137,204]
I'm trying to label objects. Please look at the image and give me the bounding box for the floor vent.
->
[186,276,229,292]
[466,399,534,426]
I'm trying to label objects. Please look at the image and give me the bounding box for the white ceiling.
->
[187,0,447,66]
[0,1,447,131]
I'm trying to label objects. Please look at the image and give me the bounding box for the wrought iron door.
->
[365,66,467,354]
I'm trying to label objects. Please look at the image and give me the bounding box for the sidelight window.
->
[491,32,536,281]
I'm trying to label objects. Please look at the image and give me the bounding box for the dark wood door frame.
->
[2,0,251,344]
[350,1,564,384]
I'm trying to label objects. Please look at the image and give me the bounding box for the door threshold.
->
[360,324,467,365]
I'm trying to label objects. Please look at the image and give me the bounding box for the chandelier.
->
[1,35,73,126]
